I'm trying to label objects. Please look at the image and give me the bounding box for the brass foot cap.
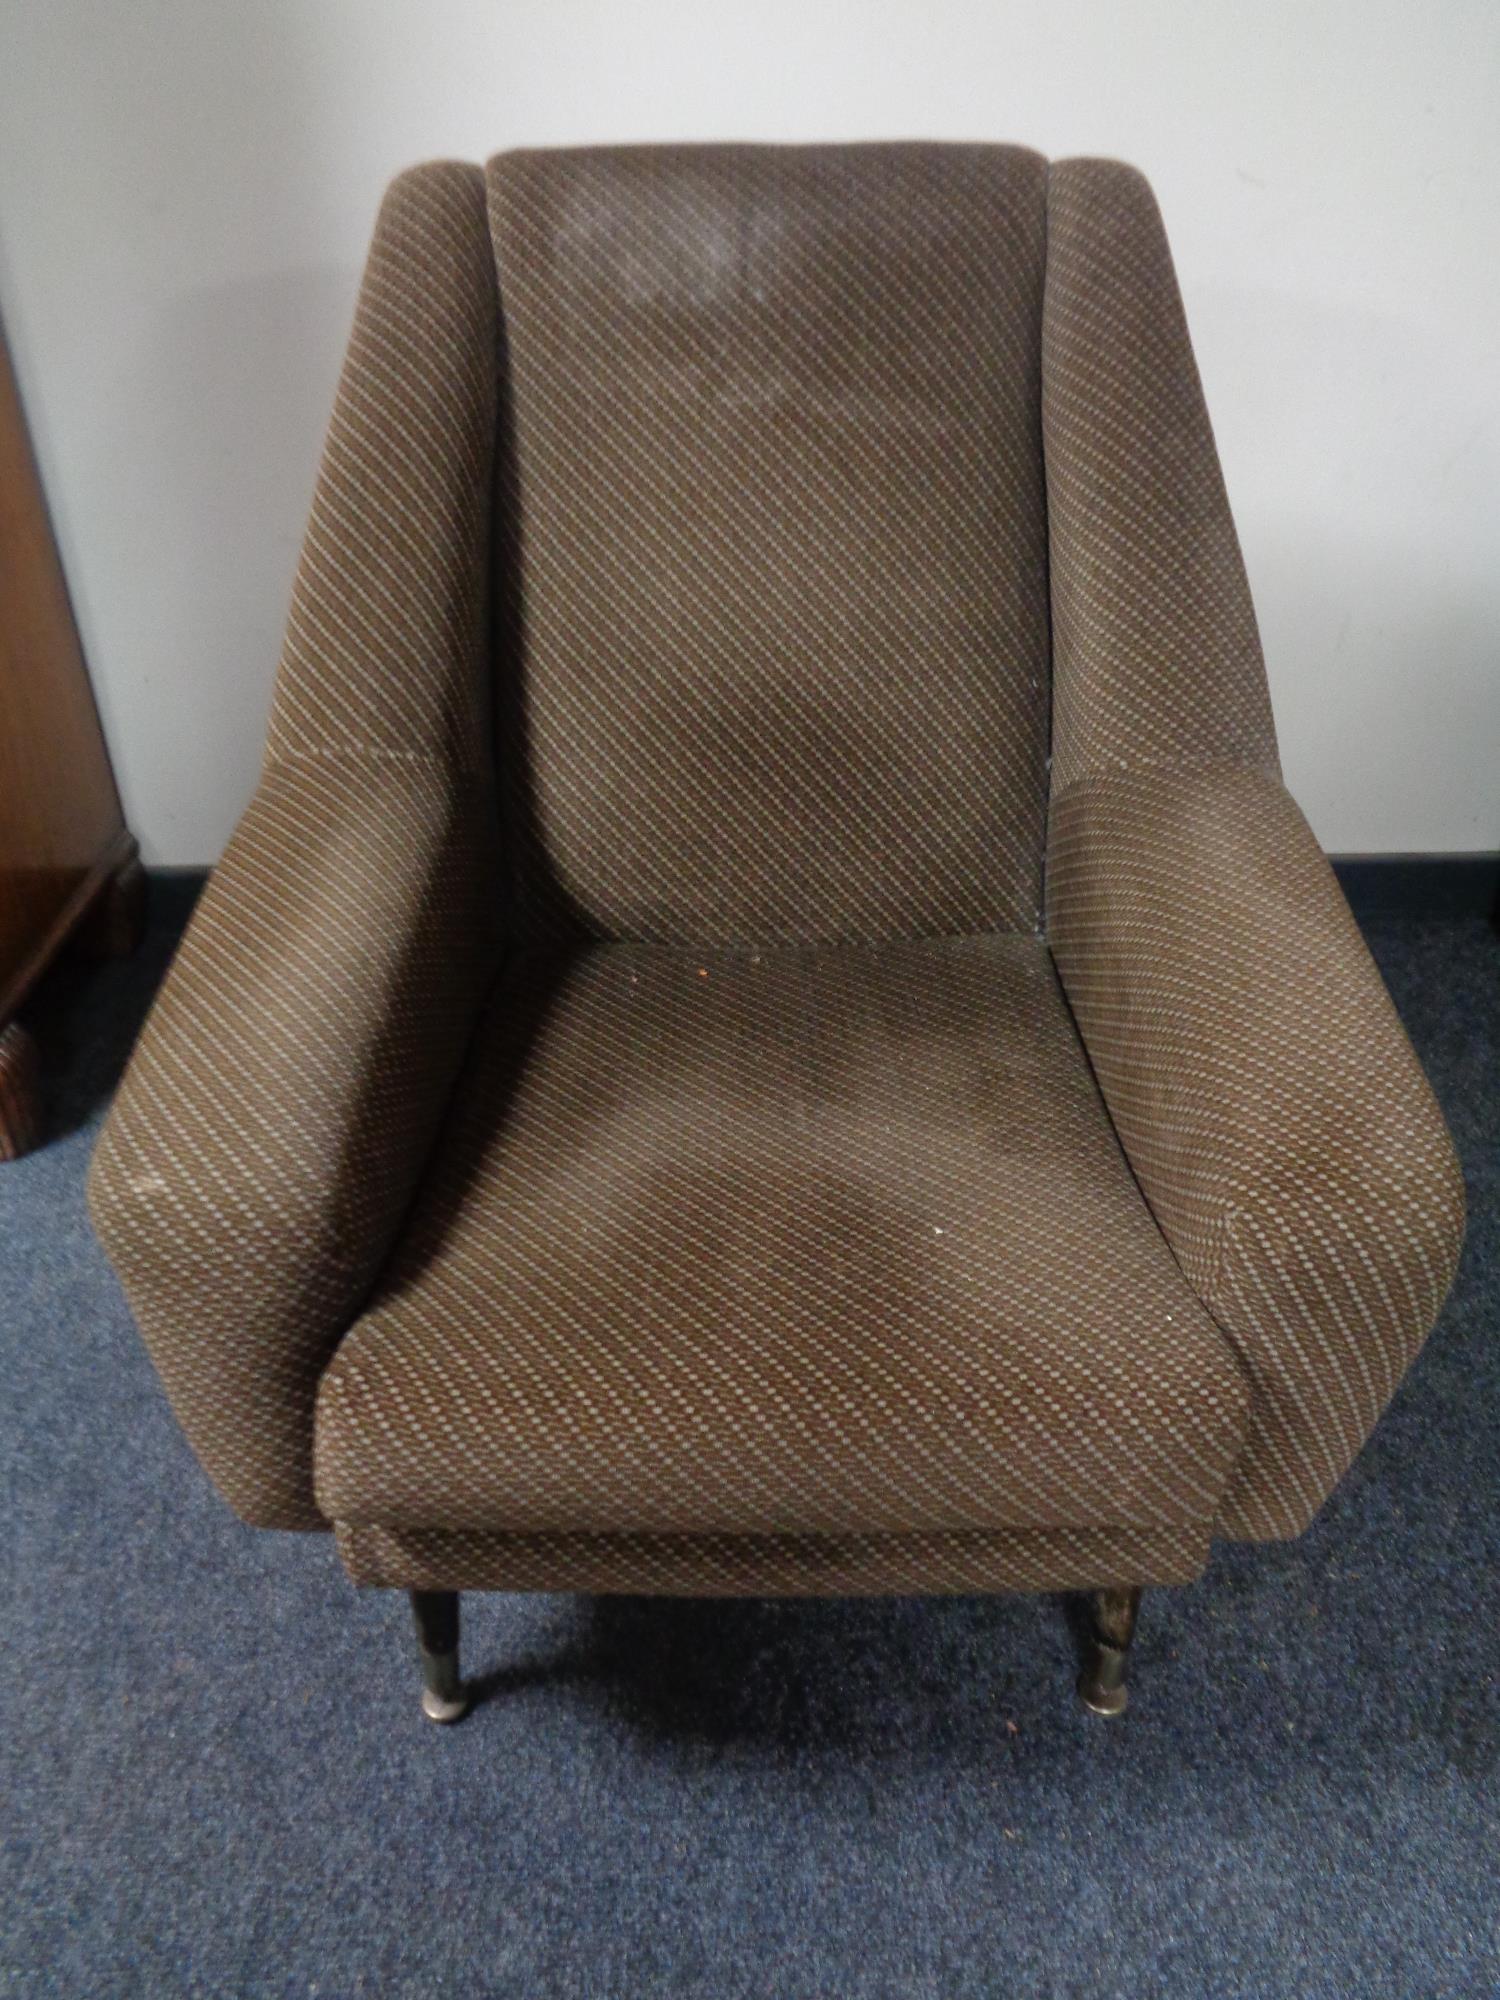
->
[1077,1672,1128,1718]
[421,1685,471,1725]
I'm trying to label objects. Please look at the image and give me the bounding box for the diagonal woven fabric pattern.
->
[488,144,1053,943]
[313,937,1248,1540]
[1041,159,1281,793]
[333,1521,1213,1595]
[88,143,1464,1595]
[1047,766,1466,1538]
[87,164,504,1528]
[1040,162,1465,1540]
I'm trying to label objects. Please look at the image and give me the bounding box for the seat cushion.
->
[314,937,1248,1538]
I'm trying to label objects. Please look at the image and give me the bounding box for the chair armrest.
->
[89,758,499,1527]
[89,159,503,1528]
[1048,763,1465,1539]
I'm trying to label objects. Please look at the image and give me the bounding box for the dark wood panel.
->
[0,318,131,1027]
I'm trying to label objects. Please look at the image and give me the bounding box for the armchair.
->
[90,144,1463,1721]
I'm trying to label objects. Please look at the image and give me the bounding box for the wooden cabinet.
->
[0,319,142,1158]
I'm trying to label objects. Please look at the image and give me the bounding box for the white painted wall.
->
[2,0,1496,863]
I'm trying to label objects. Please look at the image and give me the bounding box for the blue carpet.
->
[3,885,1496,1998]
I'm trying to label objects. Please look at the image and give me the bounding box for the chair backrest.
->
[488,144,1053,945]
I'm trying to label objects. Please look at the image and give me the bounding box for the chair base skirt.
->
[339,1520,1209,1596]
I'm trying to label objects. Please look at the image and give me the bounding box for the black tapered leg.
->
[1077,1587,1143,1717]
[409,1589,469,1723]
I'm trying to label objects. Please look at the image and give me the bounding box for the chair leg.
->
[409,1589,469,1724]
[1077,1586,1143,1717]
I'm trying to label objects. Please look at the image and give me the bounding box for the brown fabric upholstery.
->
[1040,161,1464,1539]
[89,142,1464,1595]
[313,937,1247,1538]
[335,1523,1212,1595]
[488,144,1053,943]
[1047,767,1465,1539]
[1041,160,1281,792]
[87,163,503,1528]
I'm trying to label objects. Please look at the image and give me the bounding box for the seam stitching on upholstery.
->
[1037,159,1056,937]
[1048,755,1285,816]
[266,746,491,777]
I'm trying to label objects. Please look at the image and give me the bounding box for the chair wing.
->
[1042,161,1465,1537]
[87,164,502,1527]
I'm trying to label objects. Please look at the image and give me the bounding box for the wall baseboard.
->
[144,868,207,932]
[1331,854,1500,921]
[147,856,1500,929]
